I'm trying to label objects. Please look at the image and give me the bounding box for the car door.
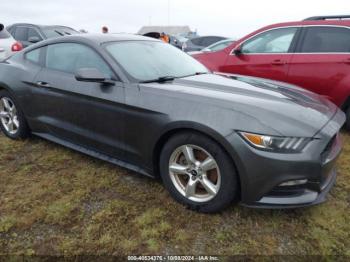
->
[287,26,350,106]
[221,27,299,82]
[31,42,126,159]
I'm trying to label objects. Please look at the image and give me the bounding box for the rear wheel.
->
[159,131,238,213]
[0,90,30,139]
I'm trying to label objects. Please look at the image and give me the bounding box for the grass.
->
[0,131,349,256]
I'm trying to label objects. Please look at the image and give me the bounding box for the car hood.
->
[142,73,339,137]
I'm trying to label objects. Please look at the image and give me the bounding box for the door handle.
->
[36,81,51,88]
[271,59,287,65]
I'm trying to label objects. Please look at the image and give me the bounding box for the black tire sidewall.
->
[0,90,29,139]
[160,131,238,213]
[346,107,350,131]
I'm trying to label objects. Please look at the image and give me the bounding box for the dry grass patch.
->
[0,132,349,256]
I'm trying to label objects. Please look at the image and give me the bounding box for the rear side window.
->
[300,27,350,53]
[14,27,28,41]
[25,48,41,64]
[45,43,113,78]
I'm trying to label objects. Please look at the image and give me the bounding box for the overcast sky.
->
[2,0,349,38]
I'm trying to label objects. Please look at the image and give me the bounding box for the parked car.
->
[192,15,350,129]
[0,24,23,59]
[6,23,78,48]
[188,39,235,55]
[183,36,227,52]
[169,35,188,49]
[0,34,344,212]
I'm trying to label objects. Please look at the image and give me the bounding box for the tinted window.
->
[14,27,28,41]
[0,29,11,39]
[105,41,208,82]
[201,37,223,47]
[190,38,203,45]
[25,48,41,64]
[46,43,113,78]
[300,27,350,53]
[28,28,42,40]
[242,27,297,53]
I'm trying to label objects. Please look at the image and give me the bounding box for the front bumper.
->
[231,109,345,209]
[241,168,337,209]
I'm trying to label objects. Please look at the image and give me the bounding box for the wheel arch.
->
[0,83,17,98]
[152,121,242,197]
[341,96,350,112]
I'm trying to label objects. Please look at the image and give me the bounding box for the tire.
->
[159,131,238,213]
[0,90,30,139]
[346,107,350,131]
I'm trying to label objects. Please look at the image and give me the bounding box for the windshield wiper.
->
[180,72,209,78]
[140,76,176,83]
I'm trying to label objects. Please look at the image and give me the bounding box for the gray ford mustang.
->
[0,34,345,212]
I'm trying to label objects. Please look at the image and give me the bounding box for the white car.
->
[0,24,22,60]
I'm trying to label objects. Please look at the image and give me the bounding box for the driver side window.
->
[241,27,298,54]
[45,43,113,78]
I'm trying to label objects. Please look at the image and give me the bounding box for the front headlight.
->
[239,132,312,153]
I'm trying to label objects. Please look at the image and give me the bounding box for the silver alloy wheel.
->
[0,97,19,135]
[169,144,221,202]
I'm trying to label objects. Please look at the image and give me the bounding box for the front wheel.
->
[159,132,238,213]
[0,90,30,139]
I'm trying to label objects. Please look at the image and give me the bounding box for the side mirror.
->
[28,36,41,43]
[233,45,242,56]
[202,48,211,53]
[75,68,106,82]
[75,68,115,85]
[0,24,4,32]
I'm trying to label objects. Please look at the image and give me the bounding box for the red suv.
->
[192,16,350,128]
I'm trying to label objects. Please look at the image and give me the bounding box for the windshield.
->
[208,40,234,51]
[105,41,208,82]
[42,27,78,39]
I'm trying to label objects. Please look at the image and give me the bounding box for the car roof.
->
[24,33,159,51]
[7,23,76,30]
[236,19,350,44]
[68,33,159,43]
[267,19,350,28]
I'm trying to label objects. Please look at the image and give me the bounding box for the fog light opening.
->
[279,179,308,187]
